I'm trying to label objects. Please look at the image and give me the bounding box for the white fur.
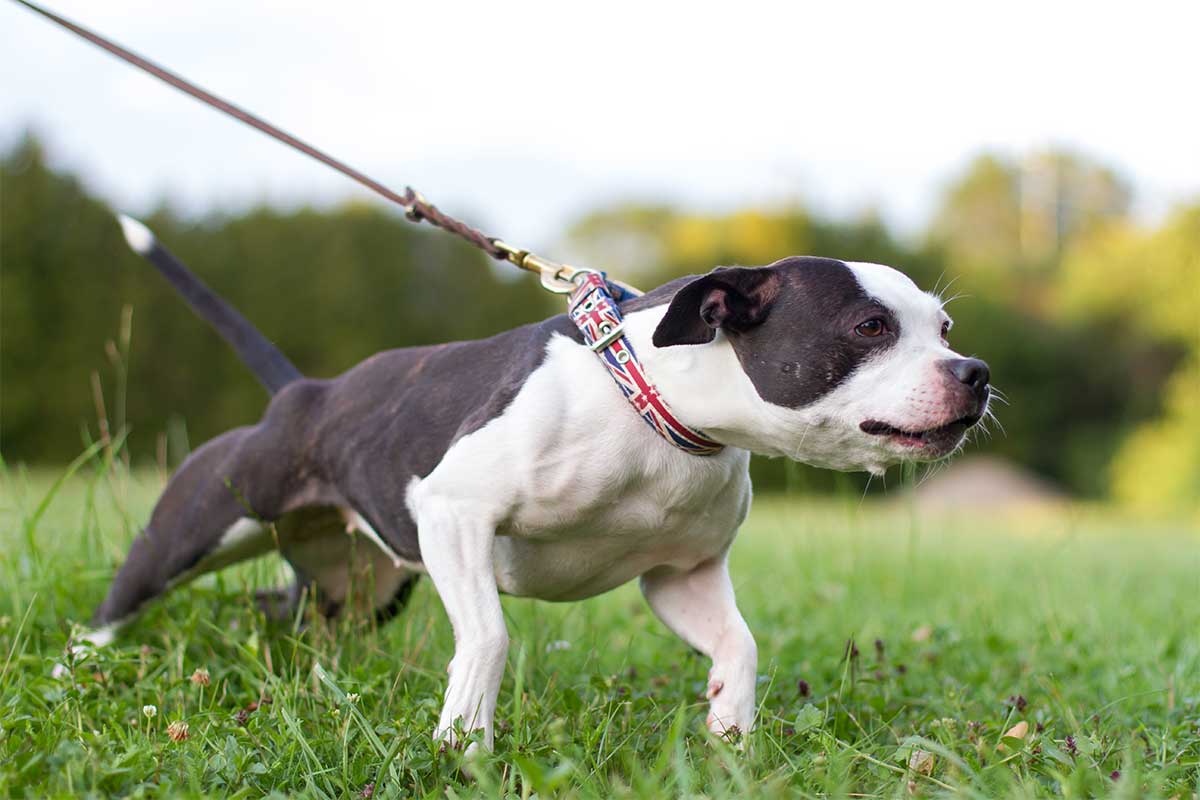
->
[638,261,969,473]
[181,517,269,581]
[117,214,155,255]
[835,261,967,459]
[341,508,408,569]
[78,624,118,648]
[70,256,972,744]
[51,623,122,679]
[406,258,976,747]
[406,313,755,746]
[640,556,757,736]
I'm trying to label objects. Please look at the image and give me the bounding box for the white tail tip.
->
[117,213,155,255]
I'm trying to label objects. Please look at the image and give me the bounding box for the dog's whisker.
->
[933,273,963,302]
[939,290,972,309]
[982,409,1007,438]
[920,460,949,487]
[914,463,935,488]
[932,271,946,298]
[860,472,876,505]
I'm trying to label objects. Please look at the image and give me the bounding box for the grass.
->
[1,461,1198,798]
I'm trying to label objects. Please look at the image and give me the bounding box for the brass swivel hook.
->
[490,240,593,294]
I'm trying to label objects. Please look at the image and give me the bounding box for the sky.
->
[3,1,1198,252]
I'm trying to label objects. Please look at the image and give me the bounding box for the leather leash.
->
[10,0,597,294]
[13,0,725,456]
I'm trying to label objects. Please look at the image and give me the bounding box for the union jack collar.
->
[567,272,725,456]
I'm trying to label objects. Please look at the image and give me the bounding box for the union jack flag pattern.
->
[568,272,725,456]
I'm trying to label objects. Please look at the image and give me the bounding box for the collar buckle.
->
[589,321,626,352]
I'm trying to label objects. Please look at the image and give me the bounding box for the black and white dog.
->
[82,215,989,748]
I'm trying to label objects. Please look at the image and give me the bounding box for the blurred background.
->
[1,2,1197,516]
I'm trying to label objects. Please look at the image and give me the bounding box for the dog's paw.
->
[706,715,749,752]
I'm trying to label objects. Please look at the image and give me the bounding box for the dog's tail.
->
[117,214,303,395]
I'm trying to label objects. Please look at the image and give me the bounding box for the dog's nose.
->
[947,358,990,393]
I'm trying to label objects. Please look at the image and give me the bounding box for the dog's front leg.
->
[415,496,507,750]
[640,554,757,737]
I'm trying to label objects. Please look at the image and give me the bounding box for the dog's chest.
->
[412,335,753,601]
[493,444,751,600]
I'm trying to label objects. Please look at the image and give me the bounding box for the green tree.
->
[1,133,554,464]
[929,150,1131,288]
[1059,205,1200,514]
[5,133,1189,512]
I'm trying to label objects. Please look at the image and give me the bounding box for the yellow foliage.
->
[1059,205,1200,345]
[727,210,789,266]
[1110,358,1200,517]
[663,209,805,269]
[666,215,720,267]
[1061,204,1200,515]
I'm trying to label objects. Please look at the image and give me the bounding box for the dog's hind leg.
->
[89,426,295,631]
[51,427,288,678]
[85,377,421,648]
[274,506,422,622]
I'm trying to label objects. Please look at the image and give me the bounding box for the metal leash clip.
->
[491,240,593,294]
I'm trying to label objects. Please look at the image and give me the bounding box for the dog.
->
[80,214,990,749]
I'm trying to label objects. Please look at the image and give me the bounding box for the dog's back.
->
[94,217,584,628]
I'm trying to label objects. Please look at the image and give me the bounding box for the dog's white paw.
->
[704,670,755,747]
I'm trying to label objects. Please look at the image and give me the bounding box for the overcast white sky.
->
[3,1,1198,251]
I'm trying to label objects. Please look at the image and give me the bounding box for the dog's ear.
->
[652,267,780,347]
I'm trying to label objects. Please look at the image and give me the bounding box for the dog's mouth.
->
[859,413,980,454]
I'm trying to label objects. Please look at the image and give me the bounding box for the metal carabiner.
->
[491,240,594,294]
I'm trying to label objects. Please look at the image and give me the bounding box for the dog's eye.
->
[854,318,888,338]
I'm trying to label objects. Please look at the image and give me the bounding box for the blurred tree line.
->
[565,152,1195,511]
[2,133,1196,512]
[1,134,557,468]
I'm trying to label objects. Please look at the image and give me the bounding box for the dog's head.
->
[651,257,991,473]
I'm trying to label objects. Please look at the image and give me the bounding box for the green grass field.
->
[1,462,1197,798]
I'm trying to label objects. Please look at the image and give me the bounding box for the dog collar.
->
[568,273,725,456]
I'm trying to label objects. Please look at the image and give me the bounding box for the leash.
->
[14,0,724,456]
[9,0,585,292]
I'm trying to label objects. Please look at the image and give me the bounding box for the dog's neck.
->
[619,305,819,459]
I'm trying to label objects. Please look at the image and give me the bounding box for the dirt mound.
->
[904,456,1067,512]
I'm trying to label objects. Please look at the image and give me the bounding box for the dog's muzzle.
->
[859,357,991,457]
